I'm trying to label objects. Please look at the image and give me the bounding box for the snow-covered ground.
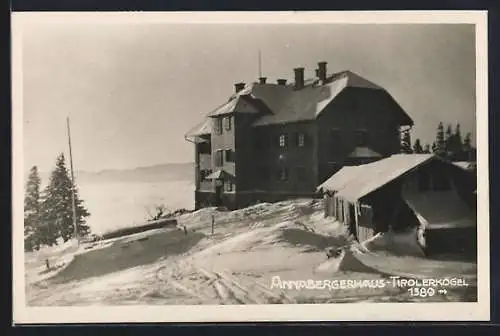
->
[25,199,477,306]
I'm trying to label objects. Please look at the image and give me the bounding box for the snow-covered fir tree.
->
[24,166,42,251]
[413,138,424,154]
[434,122,446,157]
[423,143,431,154]
[41,153,91,244]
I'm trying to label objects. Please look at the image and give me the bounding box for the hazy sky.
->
[21,21,476,172]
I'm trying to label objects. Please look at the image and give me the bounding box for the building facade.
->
[185,61,414,210]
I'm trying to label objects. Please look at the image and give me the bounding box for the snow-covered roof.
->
[185,70,413,140]
[184,119,212,142]
[317,166,362,193]
[403,191,476,229]
[207,95,260,117]
[318,154,436,202]
[252,71,397,126]
[452,161,476,171]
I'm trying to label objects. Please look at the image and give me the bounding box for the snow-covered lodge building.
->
[185,61,414,210]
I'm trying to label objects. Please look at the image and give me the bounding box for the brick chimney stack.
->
[277,79,287,86]
[318,61,327,82]
[259,77,267,84]
[234,82,245,93]
[294,67,305,90]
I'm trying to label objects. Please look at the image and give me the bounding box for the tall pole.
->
[66,117,79,246]
[258,49,262,79]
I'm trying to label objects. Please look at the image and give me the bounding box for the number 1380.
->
[408,287,436,297]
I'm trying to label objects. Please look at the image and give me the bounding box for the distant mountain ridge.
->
[31,162,195,185]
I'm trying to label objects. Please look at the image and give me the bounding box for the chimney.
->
[293,67,305,90]
[234,82,245,93]
[318,61,327,82]
[259,77,267,84]
[277,79,287,86]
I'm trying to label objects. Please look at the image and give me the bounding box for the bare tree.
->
[145,204,170,221]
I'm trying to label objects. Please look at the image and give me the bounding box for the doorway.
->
[215,185,223,207]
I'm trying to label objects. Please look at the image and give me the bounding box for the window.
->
[277,167,289,182]
[215,150,223,167]
[296,167,307,182]
[279,134,288,148]
[295,132,306,147]
[214,118,223,135]
[356,129,368,146]
[225,181,234,192]
[225,149,235,163]
[198,141,211,154]
[224,116,232,131]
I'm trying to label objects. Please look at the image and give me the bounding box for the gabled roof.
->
[207,95,260,117]
[251,71,404,126]
[317,166,363,193]
[184,119,212,142]
[318,154,438,202]
[185,69,413,139]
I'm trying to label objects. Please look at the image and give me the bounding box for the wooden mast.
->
[258,49,262,79]
[66,117,79,246]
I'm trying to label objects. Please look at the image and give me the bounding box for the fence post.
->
[211,214,215,236]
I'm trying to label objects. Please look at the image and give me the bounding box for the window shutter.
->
[216,151,223,166]
[225,116,232,131]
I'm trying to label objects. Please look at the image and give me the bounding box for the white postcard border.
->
[12,10,490,324]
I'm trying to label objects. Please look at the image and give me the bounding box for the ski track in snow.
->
[25,199,477,306]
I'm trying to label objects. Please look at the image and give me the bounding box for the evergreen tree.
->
[431,142,437,153]
[423,144,431,154]
[41,153,91,244]
[435,122,446,156]
[413,138,424,154]
[454,123,463,147]
[463,132,474,161]
[400,130,413,154]
[24,166,42,252]
[444,124,453,157]
[452,123,464,160]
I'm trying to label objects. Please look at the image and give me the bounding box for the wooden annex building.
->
[317,154,477,256]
